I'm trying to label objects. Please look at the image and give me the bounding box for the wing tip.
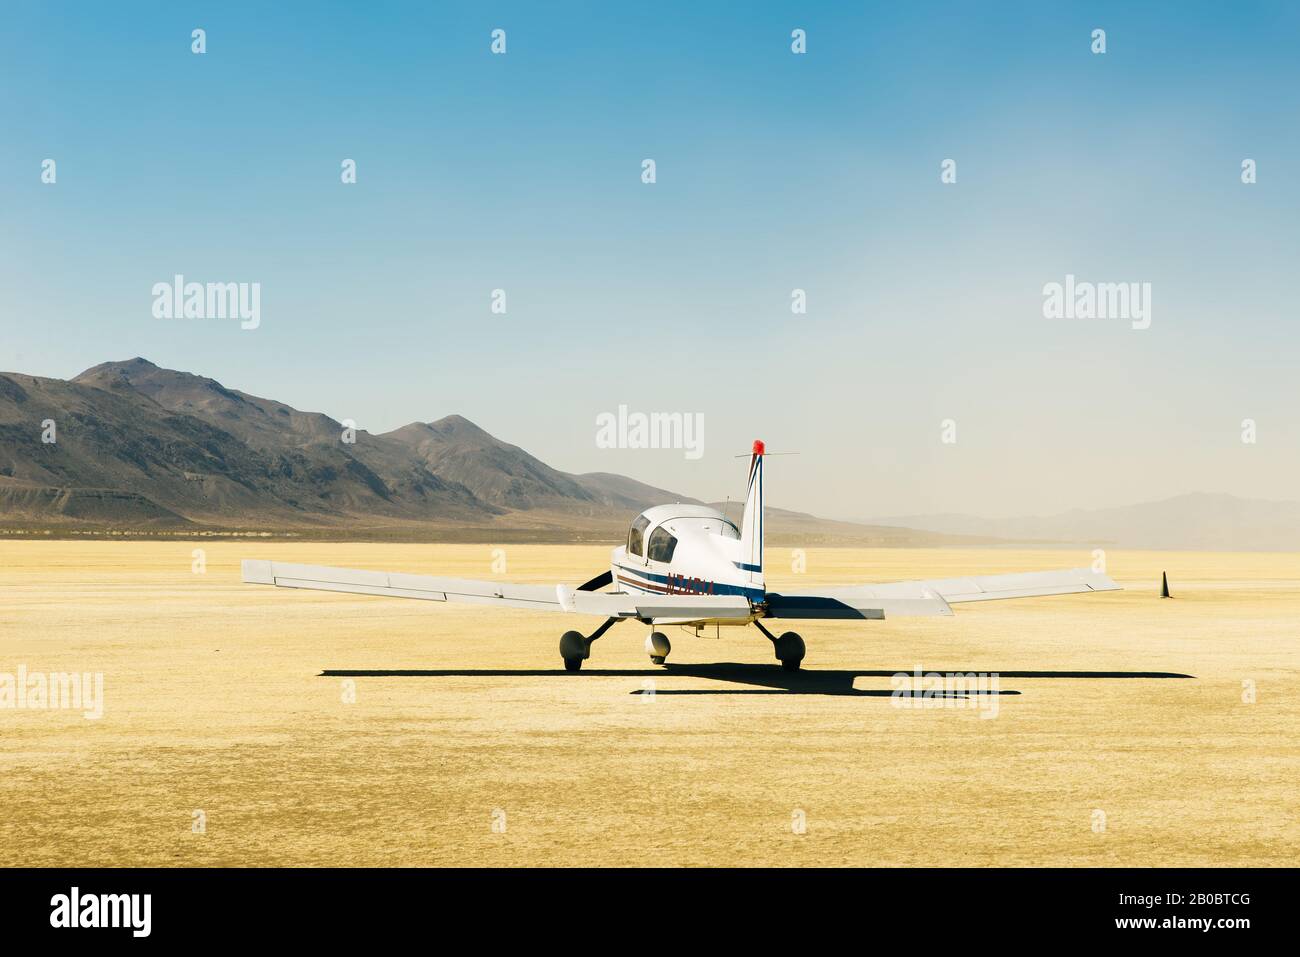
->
[241,559,274,585]
[1077,568,1123,592]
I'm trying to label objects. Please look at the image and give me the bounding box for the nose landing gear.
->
[645,630,671,665]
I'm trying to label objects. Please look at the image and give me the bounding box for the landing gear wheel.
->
[559,630,589,671]
[645,631,671,665]
[774,632,805,671]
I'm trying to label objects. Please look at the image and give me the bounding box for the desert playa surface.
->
[1,541,1296,866]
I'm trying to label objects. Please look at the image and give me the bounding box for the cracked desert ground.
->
[1,540,1296,867]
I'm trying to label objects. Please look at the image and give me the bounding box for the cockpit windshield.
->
[627,515,650,556]
[647,527,678,563]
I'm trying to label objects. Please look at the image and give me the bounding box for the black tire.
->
[650,656,666,665]
[559,630,588,666]
[774,632,806,670]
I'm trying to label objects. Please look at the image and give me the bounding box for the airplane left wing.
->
[764,567,1120,620]
[241,559,752,621]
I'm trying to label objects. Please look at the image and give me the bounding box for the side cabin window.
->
[628,516,650,557]
[647,527,678,564]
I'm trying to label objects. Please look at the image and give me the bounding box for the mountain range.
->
[4,359,1294,550]
[0,358,984,545]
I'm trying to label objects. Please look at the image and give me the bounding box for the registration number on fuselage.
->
[666,574,716,595]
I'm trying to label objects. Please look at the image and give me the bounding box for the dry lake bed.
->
[1,541,1296,866]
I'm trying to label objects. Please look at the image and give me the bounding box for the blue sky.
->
[2,2,1297,518]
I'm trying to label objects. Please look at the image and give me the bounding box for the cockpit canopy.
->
[625,504,739,563]
[628,515,650,557]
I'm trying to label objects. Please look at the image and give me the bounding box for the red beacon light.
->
[752,439,765,456]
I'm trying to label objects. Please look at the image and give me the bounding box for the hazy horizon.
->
[8,353,1298,528]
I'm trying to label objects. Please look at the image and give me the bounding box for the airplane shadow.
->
[320,663,1194,698]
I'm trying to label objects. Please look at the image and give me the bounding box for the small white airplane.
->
[242,440,1120,671]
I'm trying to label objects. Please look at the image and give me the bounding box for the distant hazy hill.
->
[866,493,1300,551]
[0,357,987,544]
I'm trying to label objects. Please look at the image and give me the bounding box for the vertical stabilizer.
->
[738,440,765,592]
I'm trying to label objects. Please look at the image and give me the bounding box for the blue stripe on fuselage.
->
[614,564,765,602]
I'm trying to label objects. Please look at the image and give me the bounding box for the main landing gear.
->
[753,620,805,671]
[559,618,805,672]
[559,617,621,672]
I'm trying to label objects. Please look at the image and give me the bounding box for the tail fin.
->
[737,439,765,591]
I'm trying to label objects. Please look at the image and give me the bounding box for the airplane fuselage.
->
[609,503,763,625]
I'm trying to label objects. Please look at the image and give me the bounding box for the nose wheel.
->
[645,631,671,665]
